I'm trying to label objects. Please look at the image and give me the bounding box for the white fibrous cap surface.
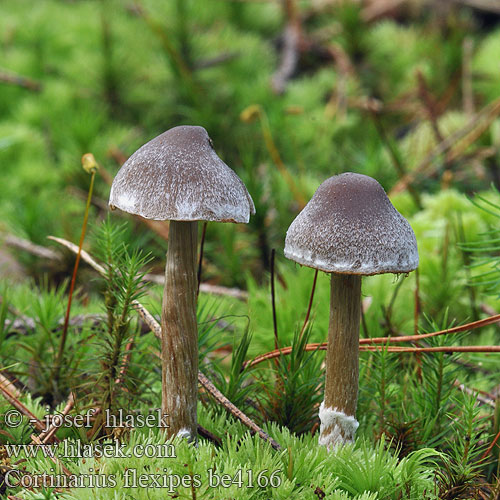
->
[318,401,359,448]
[109,126,255,223]
[284,173,419,275]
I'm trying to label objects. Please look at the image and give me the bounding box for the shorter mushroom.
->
[284,172,418,449]
[109,125,255,441]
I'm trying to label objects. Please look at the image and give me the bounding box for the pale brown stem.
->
[162,220,198,441]
[49,234,281,450]
[320,273,361,449]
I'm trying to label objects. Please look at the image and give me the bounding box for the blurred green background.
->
[2,0,500,332]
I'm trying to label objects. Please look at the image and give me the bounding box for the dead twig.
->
[245,343,500,368]
[462,37,475,117]
[0,382,59,441]
[451,0,500,15]
[115,338,134,387]
[34,392,75,445]
[390,97,500,195]
[197,423,222,446]
[479,427,500,461]
[30,434,72,476]
[363,312,500,345]
[272,24,301,94]
[245,313,500,368]
[0,373,22,400]
[194,52,239,70]
[0,69,42,91]
[144,273,249,300]
[2,233,62,262]
[198,371,280,450]
[271,0,303,94]
[361,0,408,22]
[453,380,495,407]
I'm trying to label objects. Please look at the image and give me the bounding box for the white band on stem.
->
[318,401,359,448]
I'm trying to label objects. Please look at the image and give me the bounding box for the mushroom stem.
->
[320,273,361,449]
[162,220,198,441]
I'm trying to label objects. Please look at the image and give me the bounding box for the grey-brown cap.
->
[109,126,255,223]
[284,173,418,275]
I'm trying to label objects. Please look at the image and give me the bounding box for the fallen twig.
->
[34,392,75,445]
[115,338,134,387]
[361,0,408,22]
[363,313,500,345]
[272,24,301,94]
[194,52,239,70]
[251,311,500,370]
[0,69,42,91]
[0,372,22,399]
[479,427,500,462]
[31,434,72,476]
[2,233,62,261]
[271,0,303,94]
[0,382,59,441]
[245,343,500,368]
[453,380,495,407]
[390,97,500,195]
[245,313,500,368]
[131,272,249,300]
[451,0,500,15]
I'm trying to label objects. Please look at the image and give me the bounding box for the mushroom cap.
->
[109,125,255,223]
[284,173,419,275]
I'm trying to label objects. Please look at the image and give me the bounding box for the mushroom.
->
[109,125,255,441]
[284,172,418,449]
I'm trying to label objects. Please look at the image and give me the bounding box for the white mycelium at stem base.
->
[318,402,359,448]
[284,173,418,450]
[109,126,255,442]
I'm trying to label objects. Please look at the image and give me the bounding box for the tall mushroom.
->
[284,172,418,449]
[109,125,255,441]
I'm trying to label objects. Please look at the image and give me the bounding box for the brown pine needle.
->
[480,427,500,461]
[245,343,500,368]
[33,392,75,445]
[0,383,59,442]
[360,313,500,345]
[244,313,500,368]
[390,96,500,196]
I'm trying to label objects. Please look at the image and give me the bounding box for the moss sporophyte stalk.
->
[51,153,99,390]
